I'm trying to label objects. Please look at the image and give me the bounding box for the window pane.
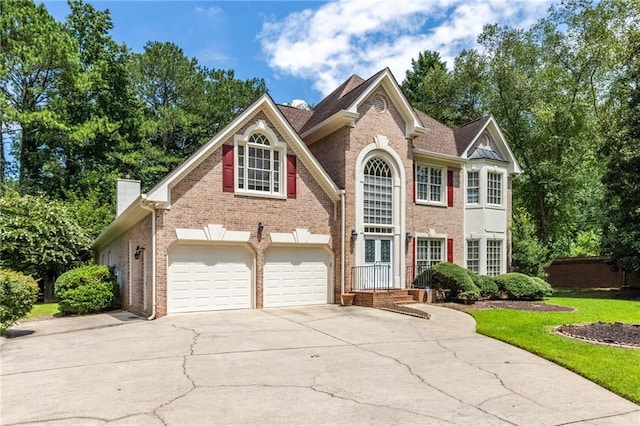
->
[364,158,393,227]
[380,239,391,263]
[241,133,282,194]
[467,171,479,203]
[487,172,502,205]
[365,239,375,263]
[467,240,479,273]
[486,240,501,276]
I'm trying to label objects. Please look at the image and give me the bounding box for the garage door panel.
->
[168,245,253,313]
[264,248,330,308]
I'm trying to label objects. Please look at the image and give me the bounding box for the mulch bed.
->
[433,300,639,349]
[556,322,640,348]
[435,300,575,313]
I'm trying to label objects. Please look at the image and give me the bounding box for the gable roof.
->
[411,108,458,157]
[296,68,427,144]
[94,93,343,249]
[454,116,491,156]
[456,115,522,174]
[145,93,342,205]
[278,104,313,132]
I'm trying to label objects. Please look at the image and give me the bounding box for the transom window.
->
[466,240,480,273]
[487,172,502,205]
[467,171,479,204]
[237,132,283,195]
[363,158,393,232]
[416,165,444,204]
[486,240,502,276]
[417,239,443,268]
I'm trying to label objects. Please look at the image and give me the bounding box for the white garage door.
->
[263,247,330,308]
[168,245,252,313]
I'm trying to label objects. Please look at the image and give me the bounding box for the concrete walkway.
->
[1,305,638,425]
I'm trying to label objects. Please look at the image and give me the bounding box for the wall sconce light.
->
[258,222,264,231]
[406,232,413,241]
[134,245,145,260]
[351,229,358,239]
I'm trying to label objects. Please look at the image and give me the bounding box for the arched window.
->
[237,132,282,194]
[363,158,393,233]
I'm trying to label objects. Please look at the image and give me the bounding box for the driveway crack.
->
[151,325,200,425]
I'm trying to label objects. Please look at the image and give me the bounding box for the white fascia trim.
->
[347,69,424,138]
[413,148,466,166]
[92,195,150,249]
[265,101,342,203]
[144,93,342,205]
[461,116,522,175]
[145,93,271,205]
[300,110,359,144]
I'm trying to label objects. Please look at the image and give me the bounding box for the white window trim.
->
[415,163,446,206]
[486,170,504,207]
[485,238,505,276]
[234,120,287,199]
[465,165,507,210]
[466,170,480,206]
[466,239,480,273]
[415,231,448,267]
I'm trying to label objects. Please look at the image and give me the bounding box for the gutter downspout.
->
[341,190,346,296]
[140,196,157,320]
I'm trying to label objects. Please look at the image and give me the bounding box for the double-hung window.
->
[486,240,502,276]
[237,133,283,195]
[416,165,444,204]
[467,171,479,204]
[466,240,480,273]
[417,239,444,268]
[487,172,502,205]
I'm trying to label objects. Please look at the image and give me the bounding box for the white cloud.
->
[259,0,555,96]
[195,5,223,17]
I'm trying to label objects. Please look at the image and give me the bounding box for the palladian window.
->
[237,132,283,195]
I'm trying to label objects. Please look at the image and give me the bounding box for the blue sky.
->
[43,0,556,106]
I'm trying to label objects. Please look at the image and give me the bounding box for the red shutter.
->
[287,154,296,199]
[447,170,454,207]
[222,144,234,192]
[447,238,454,263]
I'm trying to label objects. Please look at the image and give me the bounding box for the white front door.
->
[363,237,394,289]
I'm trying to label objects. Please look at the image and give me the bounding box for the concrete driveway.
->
[1,305,638,425]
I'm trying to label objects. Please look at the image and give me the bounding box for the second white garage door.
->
[263,247,330,308]
[168,245,253,313]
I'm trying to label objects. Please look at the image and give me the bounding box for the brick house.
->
[93,68,521,318]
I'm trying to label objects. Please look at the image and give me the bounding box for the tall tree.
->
[0,0,78,192]
[601,29,640,271]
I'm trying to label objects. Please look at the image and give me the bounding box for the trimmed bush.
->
[55,265,120,315]
[0,270,39,333]
[493,273,548,300]
[469,272,499,299]
[531,276,553,298]
[431,262,480,302]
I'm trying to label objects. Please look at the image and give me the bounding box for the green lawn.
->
[469,289,640,404]
[26,303,60,319]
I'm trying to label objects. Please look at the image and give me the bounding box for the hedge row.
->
[416,263,552,302]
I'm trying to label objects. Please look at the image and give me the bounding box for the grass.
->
[26,303,61,319]
[469,288,640,404]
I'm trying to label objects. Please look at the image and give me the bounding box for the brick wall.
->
[545,257,640,288]
[154,110,341,316]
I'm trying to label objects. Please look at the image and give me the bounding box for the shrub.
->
[55,265,120,315]
[470,273,499,299]
[530,276,553,298]
[0,270,39,333]
[493,273,548,300]
[431,263,480,302]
